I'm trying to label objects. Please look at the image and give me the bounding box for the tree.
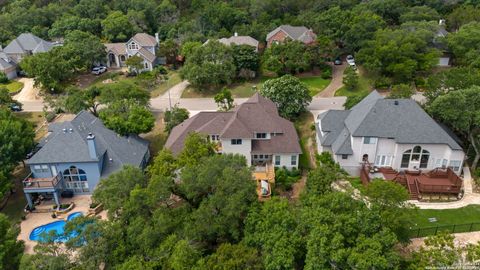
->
[158,39,179,65]
[357,28,439,82]
[344,11,386,52]
[48,15,101,38]
[389,84,414,99]
[197,243,262,270]
[180,41,202,59]
[93,165,147,218]
[306,162,344,196]
[99,99,155,135]
[177,132,215,167]
[63,30,106,70]
[125,55,144,74]
[260,75,312,119]
[447,5,480,31]
[425,67,480,104]
[164,105,189,134]
[62,87,89,114]
[214,88,234,111]
[232,44,259,79]
[428,87,480,169]
[344,94,368,109]
[20,47,75,92]
[342,67,358,91]
[98,81,150,106]
[0,108,35,197]
[262,41,311,75]
[101,11,134,41]
[147,149,177,178]
[411,232,461,268]
[447,22,480,67]
[400,6,440,23]
[0,213,24,270]
[180,41,236,89]
[0,87,13,106]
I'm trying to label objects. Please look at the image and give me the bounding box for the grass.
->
[1,80,24,93]
[181,74,331,99]
[150,72,182,97]
[142,112,167,156]
[294,111,316,170]
[335,67,373,98]
[14,112,47,141]
[409,205,480,229]
[298,76,331,96]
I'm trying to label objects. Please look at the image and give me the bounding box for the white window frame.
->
[274,155,281,166]
[363,137,377,144]
[231,139,242,145]
[128,42,139,50]
[448,160,462,171]
[375,155,392,167]
[291,155,297,166]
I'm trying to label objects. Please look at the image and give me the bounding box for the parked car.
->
[26,145,41,159]
[346,55,356,66]
[9,102,22,112]
[91,66,107,75]
[334,57,342,65]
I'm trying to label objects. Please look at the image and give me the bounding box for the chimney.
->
[155,33,159,44]
[394,100,399,105]
[234,32,238,37]
[86,133,97,159]
[439,19,446,26]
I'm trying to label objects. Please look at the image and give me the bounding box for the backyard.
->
[181,74,331,98]
[1,80,24,93]
[294,111,316,170]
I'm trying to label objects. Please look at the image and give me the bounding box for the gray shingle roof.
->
[136,47,156,63]
[131,33,157,47]
[317,91,462,155]
[4,33,53,54]
[266,25,317,42]
[166,93,301,155]
[105,43,127,55]
[218,36,259,48]
[27,111,149,175]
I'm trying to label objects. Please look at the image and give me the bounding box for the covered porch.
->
[22,172,64,209]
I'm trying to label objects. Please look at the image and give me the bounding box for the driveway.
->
[12,78,45,112]
[316,63,347,98]
[150,81,190,110]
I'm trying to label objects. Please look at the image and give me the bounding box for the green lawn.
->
[150,71,182,98]
[298,76,331,96]
[1,80,24,93]
[335,67,372,98]
[294,111,316,170]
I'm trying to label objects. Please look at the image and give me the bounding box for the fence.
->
[409,222,480,238]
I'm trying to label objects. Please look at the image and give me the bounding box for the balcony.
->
[23,172,62,191]
[253,162,275,200]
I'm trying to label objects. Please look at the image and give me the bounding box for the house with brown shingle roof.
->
[266,25,317,47]
[218,33,259,52]
[166,93,301,198]
[166,93,301,168]
[106,33,165,71]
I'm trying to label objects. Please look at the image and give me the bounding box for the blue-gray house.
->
[23,111,150,209]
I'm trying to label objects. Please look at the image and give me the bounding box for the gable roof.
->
[105,43,126,55]
[165,93,301,155]
[218,36,259,48]
[136,47,156,63]
[4,33,53,54]
[130,33,157,47]
[317,91,462,155]
[27,111,149,176]
[266,25,316,43]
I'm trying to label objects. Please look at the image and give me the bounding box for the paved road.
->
[316,63,347,98]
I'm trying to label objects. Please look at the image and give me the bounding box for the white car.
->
[346,55,355,66]
[91,66,107,75]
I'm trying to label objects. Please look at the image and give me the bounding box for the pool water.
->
[29,212,83,242]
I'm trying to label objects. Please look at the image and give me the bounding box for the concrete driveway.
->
[12,78,45,111]
[316,63,347,98]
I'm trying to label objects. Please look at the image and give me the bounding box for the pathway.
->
[408,167,480,209]
[12,78,45,111]
[315,63,347,98]
[150,80,190,110]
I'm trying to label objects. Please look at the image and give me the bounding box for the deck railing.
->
[23,172,62,189]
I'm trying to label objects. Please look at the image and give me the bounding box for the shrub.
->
[414,77,426,89]
[275,167,301,191]
[374,76,392,89]
[321,67,332,79]
[45,111,57,122]
[90,202,99,209]
[0,72,9,83]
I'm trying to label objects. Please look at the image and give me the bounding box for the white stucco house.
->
[315,91,465,176]
[105,33,165,72]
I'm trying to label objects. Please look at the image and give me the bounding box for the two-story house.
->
[0,33,55,79]
[165,93,302,198]
[23,111,150,209]
[106,33,164,72]
[266,25,317,47]
[316,91,465,176]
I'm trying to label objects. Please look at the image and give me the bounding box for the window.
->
[128,42,139,50]
[442,159,448,167]
[275,155,281,166]
[231,139,242,145]
[420,150,430,168]
[259,154,264,159]
[120,55,126,61]
[253,155,258,159]
[375,155,392,166]
[256,133,267,139]
[342,154,348,160]
[210,135,219,141]
[363,137,377,144]
[435,159,442,168]
[449,160,462,171]
[33,165,49,173]
[291,155,297,166]
[400,146,430,169]
[401,150,411,168]
[63,166,89,193]
[144,62,148,69]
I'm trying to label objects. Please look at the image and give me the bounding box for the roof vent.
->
[62,128,67,133]
[69,128,73,133]
[394,100,399,105]
[109,158,113,162]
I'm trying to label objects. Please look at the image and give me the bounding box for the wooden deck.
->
[253,163,275,200]
[23,173,62,190]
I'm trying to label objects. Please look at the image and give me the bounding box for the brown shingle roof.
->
[105,43,126,55]
[165,93,301,155]
[132,33,157,47]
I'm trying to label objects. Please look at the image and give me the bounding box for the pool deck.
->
[18,195,107,254]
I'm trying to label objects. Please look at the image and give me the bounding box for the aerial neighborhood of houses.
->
[1,2,480,267]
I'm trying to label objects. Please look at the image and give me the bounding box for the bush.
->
[374,76,392,89]
[45,111,57,122]
[414,77,426,89]
[0,72,9,83]
[275,167,301,191]
[321,67,332,79]
[90,202,99,209]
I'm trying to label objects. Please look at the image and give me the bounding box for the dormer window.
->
[128,42,139,50]
[210,135,219,141]
[256,133,267,139]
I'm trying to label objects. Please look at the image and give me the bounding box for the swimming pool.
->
[29,212,83,242]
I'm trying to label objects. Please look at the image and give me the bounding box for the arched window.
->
[63,166,89,193]
[400,146,430,169]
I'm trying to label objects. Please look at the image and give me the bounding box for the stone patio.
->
[18,194,107,254]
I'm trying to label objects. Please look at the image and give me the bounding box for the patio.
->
[17,195,107,254]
